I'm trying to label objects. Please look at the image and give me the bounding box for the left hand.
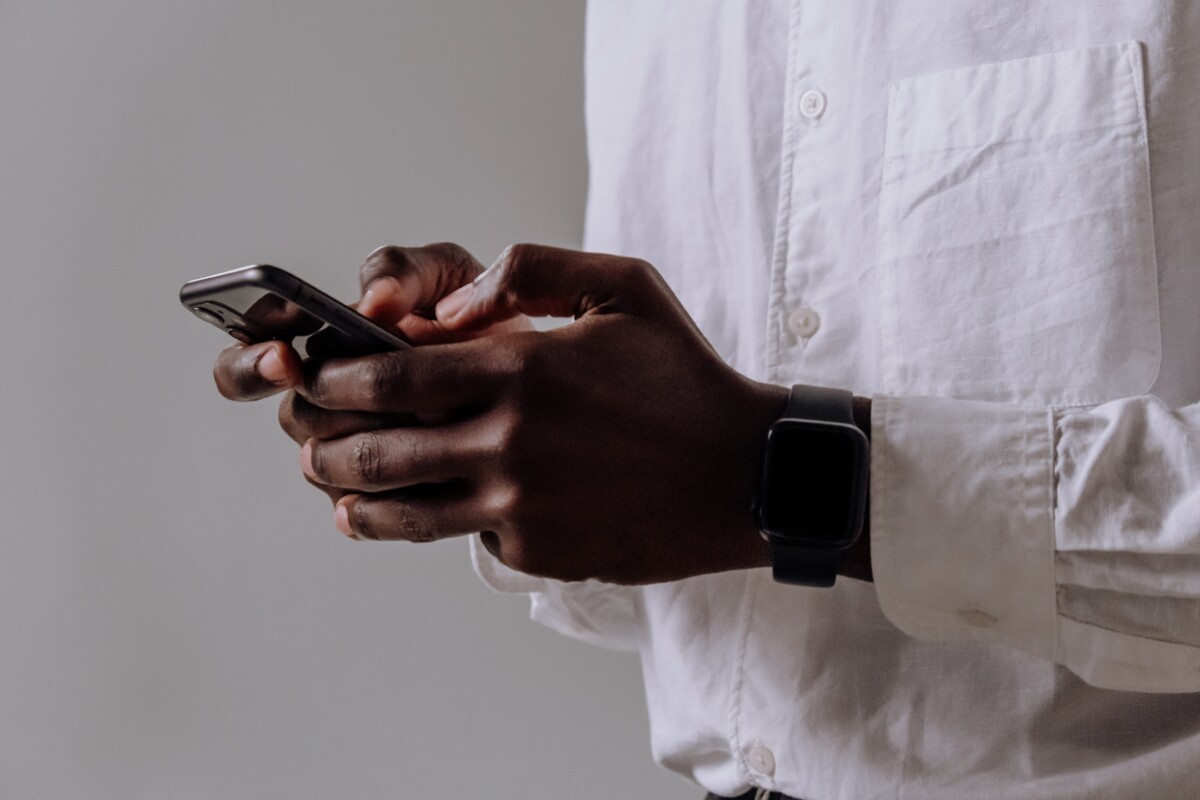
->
[294,244,787,584]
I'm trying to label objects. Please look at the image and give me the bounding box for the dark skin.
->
[213,243,873,585]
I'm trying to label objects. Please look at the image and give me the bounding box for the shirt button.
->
[799,89,827,119]
[788,306,821,339]
[746,742,776,776]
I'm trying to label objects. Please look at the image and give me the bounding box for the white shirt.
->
[473,2,1200,797]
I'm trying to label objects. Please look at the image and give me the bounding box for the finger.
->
[301,425,478,492]
[213,341,302,401]
[395,310,536,346]
[304,473,351,505]
[434,244,669,331]
[298,337,513,413]
[333,484,486,542]
[278,392,417,445]
[303,326,397,359]
[357,243,487,329]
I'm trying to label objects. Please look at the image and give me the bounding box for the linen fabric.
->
[473,2,1200,798]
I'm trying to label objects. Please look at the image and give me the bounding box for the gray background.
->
[0,2,693,797]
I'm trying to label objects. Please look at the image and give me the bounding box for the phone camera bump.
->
[225,326,254,344]
[192,306,224,326]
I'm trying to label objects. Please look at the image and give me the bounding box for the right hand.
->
[211,243,533,497]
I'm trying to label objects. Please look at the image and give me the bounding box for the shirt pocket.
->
[877,41,1161,407]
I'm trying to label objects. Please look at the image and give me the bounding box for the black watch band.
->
[770,539,844,587]
[758,385,868,588]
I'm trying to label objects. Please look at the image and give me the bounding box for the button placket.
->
[763,0,809,385]
[775,80,831,366]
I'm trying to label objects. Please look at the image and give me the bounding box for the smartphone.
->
[180,265,409,357]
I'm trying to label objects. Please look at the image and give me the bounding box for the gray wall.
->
[0,2,693,797]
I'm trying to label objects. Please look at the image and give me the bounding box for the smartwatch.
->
[755,385,870,587]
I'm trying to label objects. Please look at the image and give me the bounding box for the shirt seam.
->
[1063,605,1200,649]
[884,397,908,800]
[1048,407,1063,667]
[1123,39,1165,396]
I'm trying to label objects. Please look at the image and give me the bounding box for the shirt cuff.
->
[469,535,642,652]
[870,395,1058,660]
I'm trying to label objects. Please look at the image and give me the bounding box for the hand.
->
[211,243,531,403]
[211,243,532,504]
[293,244,788,585]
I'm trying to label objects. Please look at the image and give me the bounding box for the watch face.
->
[758,419,869,546]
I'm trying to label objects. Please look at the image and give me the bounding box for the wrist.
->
[731,381,789,573]
[839,396,873,582]
[754,386,874,586]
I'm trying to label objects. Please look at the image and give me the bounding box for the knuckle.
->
[392,504,436,543]
[490,416,530,475]
[502,242,536,268]
[490,483,524,522]
[350,432,385,488]
[626,255,654,274]
[503,336,545,386]
[494,243,530,292]
[361,245,409,283]
[492,336,525,374]
[303,361,333,407]
[489,481,540,532]
[619,257,659,290]
[494,243,548,300]
[425,241,475,271]
[504,341,553,410]
[351,500,379,541]
[361,353,403,409]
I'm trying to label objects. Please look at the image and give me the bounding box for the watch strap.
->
[770,539,841,587]
[785,384,854,425]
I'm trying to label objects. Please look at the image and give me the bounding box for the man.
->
[211,2,1200,798]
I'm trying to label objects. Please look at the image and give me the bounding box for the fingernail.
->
[334,498,356,539]
[360,277,401,316]
[256,346,288,384]
[300,441,316,479]
[491,244,514,273]
[435,282,474,322]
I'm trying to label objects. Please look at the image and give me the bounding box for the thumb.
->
[434,243,665,331]
[356,243,488,329]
